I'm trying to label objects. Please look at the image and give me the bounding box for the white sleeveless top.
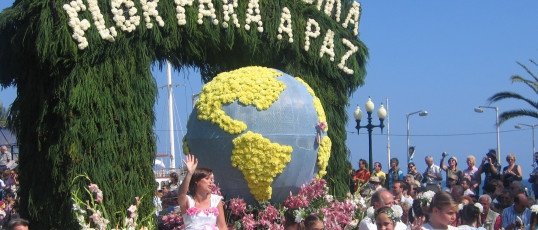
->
[182,194,222,230]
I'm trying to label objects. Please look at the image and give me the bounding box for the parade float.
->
[0,0,368,228]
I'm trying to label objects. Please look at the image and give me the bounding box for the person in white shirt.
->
[423,156,443,192]
[359,189,407,230]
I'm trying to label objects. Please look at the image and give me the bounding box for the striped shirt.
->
[501,205,531,228]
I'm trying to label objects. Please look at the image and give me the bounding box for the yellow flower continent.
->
[295,77,331,179]
[195,66,285,134]
[231,131,293,201]
[316,136,332,179]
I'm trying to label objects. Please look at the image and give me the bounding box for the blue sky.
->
[1,1,538,180]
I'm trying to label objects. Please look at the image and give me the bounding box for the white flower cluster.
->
[419,190,435,206]
[342,1,361,36]
[304,18,320,51]
[222,0,240,28]
[175,0,193,25]
[63,0,91,49]
[140,0,165,29]
[87,0,117,42]
[294,209,304,223]
[197,0,218,25]
[319,29,335,61]
[458,203,464,211]
[391,205,404,220]
[317,0,341,22]
[245,0,263,32]
[338,38,358,74]
[111,0,141,32]
[277,7,293,43]
[302,0,315,4]
[474,203,484,214]
[531,204,538,214]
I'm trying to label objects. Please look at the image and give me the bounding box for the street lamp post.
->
[515,123,537,154]
[354,97,387,172]
[474,106,501,164]
[406,110,428,164]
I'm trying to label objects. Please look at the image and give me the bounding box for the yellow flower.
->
[231,131,293,201]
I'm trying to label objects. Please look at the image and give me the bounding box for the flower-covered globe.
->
[184,66,331,204]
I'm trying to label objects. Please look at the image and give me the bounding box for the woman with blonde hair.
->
[463,156,481,195]
[502,153,522,187]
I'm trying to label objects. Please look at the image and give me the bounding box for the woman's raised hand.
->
[183,154,198,175]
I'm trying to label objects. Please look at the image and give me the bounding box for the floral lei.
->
[373,205,404,223]
[185,206,220,217]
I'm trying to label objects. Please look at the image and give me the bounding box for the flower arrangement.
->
[87,0,118,42]
[140,0,166,29]
[244,0,263,32]
[304,19,321,51]
[231,131,293,201]
[159,178,371,230]
[319,29,336,61]
[111,0,141,32]
[63,0,92,49]
[458,203,484,214]
[341,1,361,36]
[71,174,154,230]
[277,7,294,43]
[417,190,435,207]
[222,0,240,28]
[317,0,342,22]
[372,205,403,223]
[195,66,285,135]
[338,39,359,74]
[197,0,219,25]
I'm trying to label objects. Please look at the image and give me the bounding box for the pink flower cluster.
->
[88,183,104,203]
[284,178,327,208]
[185,207,219,216]
[319,199,357,230]
[241,213,258,230]
[162,213,183,225]
[211,184,222,196]
[257,205,279,227]
[228,198,247,216]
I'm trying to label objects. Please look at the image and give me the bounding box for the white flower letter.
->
[245,0,263,32]
[302,0,315,4]
[337,38,358,74]
[222,0,240,28]
[319,29,335,61]
[316,0,342,22]
[140,0,165,29]
[87,0,117,42]
[111,0,141,32]
[63,0,91,49]
[277,7,293,43]
[304,18,320,51]
[174,0,193,26]
[342,1,361,36]
[197,0,218,25]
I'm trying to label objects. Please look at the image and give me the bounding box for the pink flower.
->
[95,191,103,203]
[186,207,200,216]
[259,205,279,226]
[88,183,100,193]
[241,214,258,230]
[90,211,101,223]
[211,184,222,196]
[127,205,137,218]
[208,207,219,216]
[317,121,328,132]
[228,198,247,216]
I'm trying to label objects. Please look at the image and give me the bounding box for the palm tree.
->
[489,59,538,124]
[0,100,6,127]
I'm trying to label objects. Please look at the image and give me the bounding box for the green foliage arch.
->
[0,0,368,228]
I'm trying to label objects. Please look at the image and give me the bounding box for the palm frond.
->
[499,109,538,125]
[488,91,538,109]
[510,75,538,94]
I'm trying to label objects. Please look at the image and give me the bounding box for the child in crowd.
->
[376,206,397,230]
[301,214,324,230]
[457,204,486,230]
[410,191,458,230]
[462,178,475,197]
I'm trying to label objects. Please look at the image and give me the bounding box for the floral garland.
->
[140,0,166,29]
[111,0,141,32]
[244,0,263,32]
[338,38,359,74]
[197,0,219,25]
[531,205,538,214]
[63,0,92,49]
[458,203,484,214]
[304,18,321,51]
[417,190,435,207]
[222,0,240,28]
[277,7,294,43]
[87,0,118,42]
[341,1,361,36]
[373,205,404,223]
[231,131,293,201]
[175,0,193,25]
[317,136,332,179]
[195,66,285,135]
[320,29,336,61]
[317,0,342,22]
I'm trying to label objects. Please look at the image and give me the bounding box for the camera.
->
[442,152,448,157]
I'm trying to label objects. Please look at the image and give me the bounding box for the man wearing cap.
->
[440,153,462,189]
[369,176,383,191]
[0,146,11,171]
[478,149,501,183]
